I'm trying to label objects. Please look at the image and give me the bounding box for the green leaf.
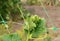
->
[1,33,22,41]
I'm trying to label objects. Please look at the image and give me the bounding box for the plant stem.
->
[26,33,29,41]
[26,22,30,41]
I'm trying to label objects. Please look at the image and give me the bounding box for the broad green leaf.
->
[1,33,22,41]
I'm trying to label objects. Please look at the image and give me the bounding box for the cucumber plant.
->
[24,15,47,41]
[0,15,47,41]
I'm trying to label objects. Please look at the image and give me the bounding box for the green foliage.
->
[24,15,47,38]
[0,33,22,41]
[27,0,41,5]
[0,0,22,21]
[0,0,31,22]
[27,0,60,6]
